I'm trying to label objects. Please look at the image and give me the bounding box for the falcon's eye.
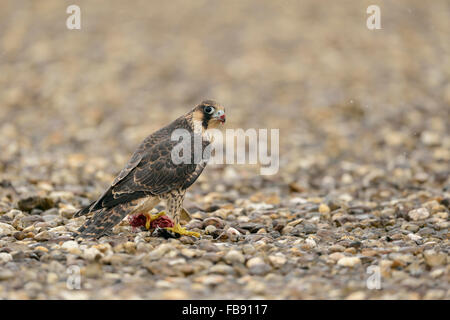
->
[204,106,215,114]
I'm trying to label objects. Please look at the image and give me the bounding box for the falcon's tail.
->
[74,200,96,217]
[75,204,129,239]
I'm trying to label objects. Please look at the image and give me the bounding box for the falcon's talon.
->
[166,223,201,237]
[144,211,167,230]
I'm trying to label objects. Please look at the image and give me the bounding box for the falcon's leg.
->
[164,191,200,238]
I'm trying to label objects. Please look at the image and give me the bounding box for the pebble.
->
[226,227,241,242]
[209,264,235,275]
[0,252,13,264]
[205,225,217,235]
[83,248,103,261]
[319,204,331,214]
[408,208,430,221]
[304,238,317,248]
[34,231,51,241]
[224,250,245,264]
[61,241,79,250]
[268,254,287,268]
[329,252,345,262]
[423,250,446,267]
[0,222,16,236]
[337,257,361,267]
[407,233,422,242]
[17,196,54,212]
[242,244,256,255]
[246,257,265,268]
[328,244,345,253]
[203,217,225,229]
[0,269,14,281]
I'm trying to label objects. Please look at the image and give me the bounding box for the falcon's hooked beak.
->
[213,109,226,123]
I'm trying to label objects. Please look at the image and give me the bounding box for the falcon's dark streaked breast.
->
[75,100,226,239]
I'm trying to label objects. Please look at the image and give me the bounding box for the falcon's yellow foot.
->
[166,223,200,237]
[144,211,167,230]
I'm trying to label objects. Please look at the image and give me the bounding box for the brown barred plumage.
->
[75,100,225,239]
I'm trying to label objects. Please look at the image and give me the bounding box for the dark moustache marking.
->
[202,105,212,129]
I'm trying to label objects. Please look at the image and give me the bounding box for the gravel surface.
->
[0,0,449,299]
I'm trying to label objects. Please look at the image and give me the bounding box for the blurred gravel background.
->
[0,0,448,299]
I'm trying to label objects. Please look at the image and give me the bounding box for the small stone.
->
[423,290,445,300]
[246,256,265,268]
[380,260,393,276]
[430,268,445,278]
[123,242,136,254]
[423,250,446,267]
[328,244,345,253]
[301,223,317,234]
[0,252,13,264]
[84,263,103,278]
[380,208,395,218]
[268,254,287,268]
[34,231,51,241]
[346,291,366,300]
[287,218,303,227]
[61,241,79,250]
[319,204,330,214]
[203,217,225,229]
[402,223,420,232]
[162,289,188,300]
[224,250,245,264]
[434,211,448,219]
[185,219,203,230]
[0,269,14,280]
[203,252,221,262]
[13,231,26,240]
[242,244,256,255]
[41,208,59,216]
[205,225,217,235]
[0,222,16,236]
[226,227,241,242]
[147,243,173,260]
[83,248,103,261]
[317,229,336,241]
[249,264,271,276]
[47,273,59,284]
[337,257,361,267]
[421,131,440,146]
[60,206,78,218]
[329,252,345,262]
[209,264,235,275]
[344,247,357,254]
[407,233,422,242]
[17,196,54,212]
[408,208,430,221]
[305,238,316,248]
[281,225,294,235]
[5,209,22,219]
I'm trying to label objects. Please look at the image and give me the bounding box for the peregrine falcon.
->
[74,100,226,239]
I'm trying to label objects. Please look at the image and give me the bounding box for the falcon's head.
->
[192,100,226,130]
